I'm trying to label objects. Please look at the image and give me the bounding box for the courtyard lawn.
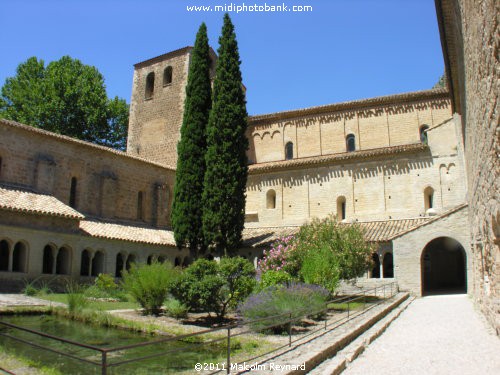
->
[38,293,138,310]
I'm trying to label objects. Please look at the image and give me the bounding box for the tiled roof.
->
[79,219,176,246]
[242,226,301,247]
[249,88,449,124]
[242,217,431,247]
[357,218,430,242]
[0,185,84,220]
[248,143,428,174]
[0,119,173,171]
[387,204,468,240]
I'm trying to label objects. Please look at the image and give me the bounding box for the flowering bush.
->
[257,235,298,274]
[238,283,330,333]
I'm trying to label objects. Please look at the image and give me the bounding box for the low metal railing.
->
[0,282,398,374]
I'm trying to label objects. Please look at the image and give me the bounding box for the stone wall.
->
[437,0,499,332]
[245,117,466,226]
[0,120,175,227]
[459,0,499,333]
[247,91,451,164]
[0,220,190,290]
[393,205,470,295]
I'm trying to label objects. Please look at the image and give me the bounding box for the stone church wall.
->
[0,121,175,227]
[247,92,451,164]
[246,117,466,226]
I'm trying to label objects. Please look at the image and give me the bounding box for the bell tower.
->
[127,47,192,168]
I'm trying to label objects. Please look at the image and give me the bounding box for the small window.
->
[346,134,356,152]
[145,72,155,99]
[424,187,434,210]
[163,66,173,85]
[285,142,293,160]
[266,189,276,209]
[137,191,144,220]
[420,125,429,144]
[69,177,77,208]
[337,196,346,220]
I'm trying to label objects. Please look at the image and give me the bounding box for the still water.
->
[0,314,225,374]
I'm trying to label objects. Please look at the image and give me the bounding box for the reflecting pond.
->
[0,314,225,374]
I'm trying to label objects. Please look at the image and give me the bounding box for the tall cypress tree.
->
[172,23,212,252]
[202,14,249,256]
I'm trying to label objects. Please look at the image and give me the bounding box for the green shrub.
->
[258,270,293,290]
[172,257,256,320]
[65,283,88,314]
[121,261,180,315]
[22,278,52,296]
[239,283,330,333]
[95,273,118,292]
[293,215,373,281]
[299,245,340,293]
[164,298,189,319]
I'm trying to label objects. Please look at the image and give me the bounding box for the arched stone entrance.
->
[421,237,466,295]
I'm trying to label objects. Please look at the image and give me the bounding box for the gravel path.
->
[343,294,500,375]
[0,294,64,308]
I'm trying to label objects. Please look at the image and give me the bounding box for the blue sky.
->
[0,0,444,115]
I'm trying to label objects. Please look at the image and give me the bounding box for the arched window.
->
[115,253,125,277]
[383,253,394,278]
[424,187,434,211]
[371,253,381,278]
[137,191,144,220]
[91,251,104,276]
[285,142,294,160]
[163,66,173,85]
[266,190,276,209]
[69,177,77,208]
[12,242,27,273]
[346,134,356,152]
[145,72,155,99]
[147,255,154,265]
[56,247,71,275]
[174,257,181,267]
[126,254,136,271]
[337,196,346,220]
[158,256,166,264]
[419,125,429,144]
[42,245,54,274]
[0,240,9,271]
[80,249,91,276]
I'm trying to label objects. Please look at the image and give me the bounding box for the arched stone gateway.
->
[421,237,466,295]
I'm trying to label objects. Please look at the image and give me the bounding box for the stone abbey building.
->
[0,0,497,331]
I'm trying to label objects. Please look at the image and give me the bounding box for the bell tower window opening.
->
[145,72,155,100]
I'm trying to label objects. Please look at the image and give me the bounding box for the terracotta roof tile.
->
[79,219,176,246]
[248,143,428,173]
[242,217,431,247]
[0,185,84,220]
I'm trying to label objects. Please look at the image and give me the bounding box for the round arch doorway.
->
[421,237,466,295]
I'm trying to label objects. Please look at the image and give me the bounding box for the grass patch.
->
[39,293,138,310]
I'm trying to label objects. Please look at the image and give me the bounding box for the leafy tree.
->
[171,257,256,320]
[172,23,212,253]
[0,56,129,150]
[292,216,374,282]
[202,14,249,256]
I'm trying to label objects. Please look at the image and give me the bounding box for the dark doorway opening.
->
[421,237,466,295]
